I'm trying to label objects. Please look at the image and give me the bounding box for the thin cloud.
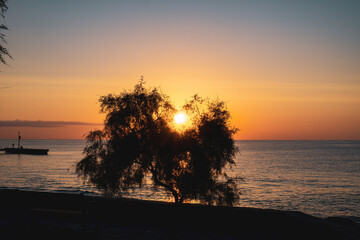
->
[0,120,101,128]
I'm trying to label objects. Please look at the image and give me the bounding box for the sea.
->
[0,139,359,222]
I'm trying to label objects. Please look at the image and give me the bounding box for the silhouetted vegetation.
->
[0,0,11,66]
[76,80,240,206]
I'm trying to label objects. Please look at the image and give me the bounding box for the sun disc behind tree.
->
[174,112,187,125]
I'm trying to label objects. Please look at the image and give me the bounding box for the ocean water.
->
[0,139,359,221]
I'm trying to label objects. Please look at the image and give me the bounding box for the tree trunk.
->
[152,174,179,204]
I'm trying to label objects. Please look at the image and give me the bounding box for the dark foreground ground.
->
[1,190,359,240]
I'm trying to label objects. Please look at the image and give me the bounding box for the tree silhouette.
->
[76,81,240,206]
[0,0,12,66]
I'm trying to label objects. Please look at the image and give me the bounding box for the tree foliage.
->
[0,0,12,66]
[76,81,240,206]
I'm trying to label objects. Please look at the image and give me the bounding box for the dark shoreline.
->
[1,190,359,240]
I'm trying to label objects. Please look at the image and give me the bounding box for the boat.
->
[0,132,49,155]
[2,147,49,155]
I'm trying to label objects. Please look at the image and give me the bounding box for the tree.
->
[0,0,12,66]
[76,81,240,206]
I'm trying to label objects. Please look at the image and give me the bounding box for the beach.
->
[1,190,359,240]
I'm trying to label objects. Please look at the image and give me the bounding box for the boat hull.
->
[4,148,49,155]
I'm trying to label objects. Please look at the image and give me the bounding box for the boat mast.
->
[18,131,21,148]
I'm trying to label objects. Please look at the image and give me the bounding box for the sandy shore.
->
[1,190,359,240]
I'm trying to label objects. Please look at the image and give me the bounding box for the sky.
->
[0,0,360,140]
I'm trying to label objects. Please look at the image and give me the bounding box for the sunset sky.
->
[1,0,360,140]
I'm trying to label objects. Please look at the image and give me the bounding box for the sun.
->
[174,112,187,125]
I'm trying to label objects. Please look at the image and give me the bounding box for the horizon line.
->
[0,138,359,141]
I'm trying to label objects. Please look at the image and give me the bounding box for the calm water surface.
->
[0,140,359,221]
